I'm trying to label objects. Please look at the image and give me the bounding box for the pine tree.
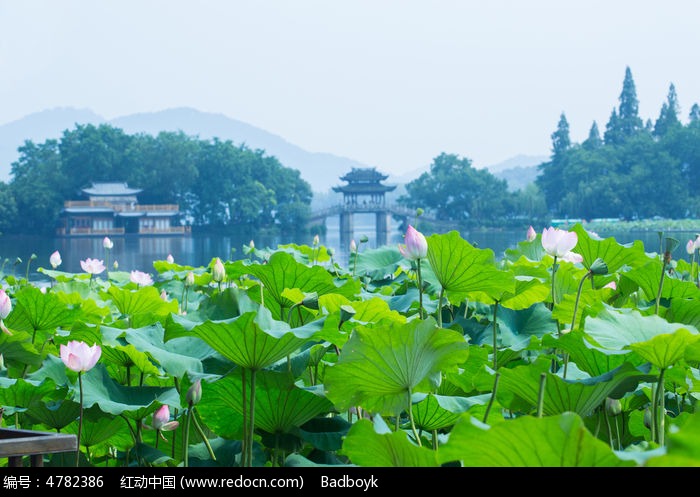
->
[604,108,623,145]
[583,121,602,150]
[689,103,700,124]
[551,112,571,157]
[617,66,644,137]
[653,83,681,137]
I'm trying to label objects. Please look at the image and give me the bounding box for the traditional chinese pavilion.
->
[57,182,189,237]
[331,167,396,248]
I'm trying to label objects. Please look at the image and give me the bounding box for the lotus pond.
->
[3,224,700,468]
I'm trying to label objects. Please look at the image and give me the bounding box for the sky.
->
[2,1,700,175]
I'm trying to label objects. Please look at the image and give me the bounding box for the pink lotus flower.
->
[80,258,106,275]
[130,270,154,287]
[687,239,696,255]
[50,251,62,269]
[166,254,174,264]
[399,225,428,260]
[541,227,578,258]
[561,251,583,264]
[60,340,101,373]
[604,281,617,290]
[103,237,113,250]
[0,288,11,320]
[151,405,179,432]
[526,226,537,242]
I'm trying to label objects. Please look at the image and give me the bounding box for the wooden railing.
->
[139,226,190,234]
[64,201,179,212]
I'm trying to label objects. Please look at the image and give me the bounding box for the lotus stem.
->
[482,372,501,424]
[191,407,216,461]
[183,405,191,467]
[603,407,614,449]
[407,388,421,447]
[536,372,546,418]
[654,368,666,446]
[437,287,445,328]
[416,259,424,319]
[76,372,84,467]
[241,368,248,466]
[655,261,668,316]
[492,301,499,370]
[248,369,257,467]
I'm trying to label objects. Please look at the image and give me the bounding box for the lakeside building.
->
[57,182,190,237]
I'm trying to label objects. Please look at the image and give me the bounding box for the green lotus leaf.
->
[105,285,178,321]
[629,327,700,370]
[79,364,180,417]
[426,230,515,302]
[324,317,469,415]
[552,287,611,331]
[570,224,649,273]
[445,346,490,394]
[500,277,550,311]
[61,405,127,448]
[412,393,489,431]
[498,359,656,417]
[349,246,404,281]
[25,398,80,430]
[341,418,438,467]
[342,297,406,325]
[121,324,207,379]
[624,260,700,302]
[542,330,636,377]
[187,306,319,370]
[244,251,360,319]
[197,370,331,437]
[504,238,547,263]
[668,298,700,330]
[496,303,557,350]
[278,243,331,264]
[298,416,352,452]
[585,306,698,350]
[0,377,59,415]
[5,286,80,336]
[439,411,634,466]
[0,329,42,369]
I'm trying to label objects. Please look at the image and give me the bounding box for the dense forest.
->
[399,67,700,229]
[0,125,312,237]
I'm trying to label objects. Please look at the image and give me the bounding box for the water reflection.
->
[0,225,697,282]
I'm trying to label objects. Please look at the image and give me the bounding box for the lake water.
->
[1,214,697,281]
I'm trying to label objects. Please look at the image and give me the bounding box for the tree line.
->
[0,124,313,237]
[398,66,700,229]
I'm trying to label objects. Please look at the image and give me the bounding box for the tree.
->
[617,66,644,138]
[582,121,603,150]
[653,83,681,137]
[399,153,514,228]
[551,113,571,157]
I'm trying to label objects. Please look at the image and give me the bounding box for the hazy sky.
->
[2,1,700,175]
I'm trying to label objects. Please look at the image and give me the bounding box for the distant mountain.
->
[0,107,105,180]
[485,153,548,174]
[494,165,541,192]
[0,107,369,192]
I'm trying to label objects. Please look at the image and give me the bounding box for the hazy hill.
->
[0,107,368,192]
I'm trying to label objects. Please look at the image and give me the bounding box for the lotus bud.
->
[160,290,168,301]
[605,397,622,417]
[103,237,113,250]
[350,239,357,252]
[526,225,536,242]
[187,378,202,406]
[185,271,195,286]
[212,258,225,283]
[415,207,424,217]
[398,225,428,260]
[0,289,12,320]
[113,260,119,270]
[687,239,696,255]
[313,234,320,246]
[589,258,608,275]
[249,240,255,249]
[166,254,174,264]
[50,250,62,269]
